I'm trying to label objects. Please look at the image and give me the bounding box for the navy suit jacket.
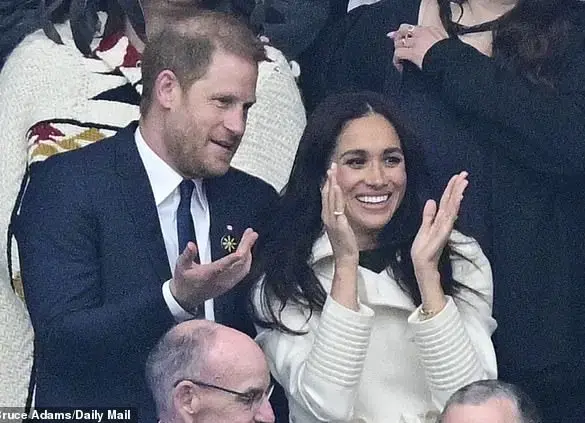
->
[14,123,278,421]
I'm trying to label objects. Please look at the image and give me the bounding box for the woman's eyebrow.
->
[339,149,367,159]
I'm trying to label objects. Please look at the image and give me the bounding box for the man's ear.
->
[172,381,201,422]
[154,69,180,110]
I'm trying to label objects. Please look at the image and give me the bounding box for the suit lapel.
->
[113,123,172,283]
[205,171,247,326]
[205,171,245,262]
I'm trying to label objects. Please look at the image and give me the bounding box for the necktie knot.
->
[179,179,195,202]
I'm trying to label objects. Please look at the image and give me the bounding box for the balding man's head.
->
[145,320,217,420]
[145,320,274,423]
[438,380,542,423]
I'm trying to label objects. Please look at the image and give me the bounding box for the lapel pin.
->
[221,225,238,253]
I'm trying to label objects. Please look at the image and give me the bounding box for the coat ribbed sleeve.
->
[256,292,374,421]
[408,232,497,409]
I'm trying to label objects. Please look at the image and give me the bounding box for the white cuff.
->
[162,280,195,322]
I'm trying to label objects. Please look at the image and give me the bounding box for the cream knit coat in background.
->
[0,19,305,408]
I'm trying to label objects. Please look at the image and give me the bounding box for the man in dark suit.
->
[14,11,276,423]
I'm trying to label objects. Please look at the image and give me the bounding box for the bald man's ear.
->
[154,70,181,111]
[173,381,201,422]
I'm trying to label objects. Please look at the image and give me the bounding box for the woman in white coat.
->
[251,91,497,423]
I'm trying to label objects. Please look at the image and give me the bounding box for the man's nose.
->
[224,107,246,136]
[254,396,275,423]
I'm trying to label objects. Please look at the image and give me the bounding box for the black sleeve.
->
[299,0,415,112]
[16,161,174,372]
[258,0,332,60]
[421,37,585,176]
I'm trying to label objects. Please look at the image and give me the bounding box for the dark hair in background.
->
[139,9,265,115]
[251,91,469,334]
[0,0,130,67]
[0,0,237,69]
[438,0,585,89]
[0,0,41,68]
[438,379,542,423]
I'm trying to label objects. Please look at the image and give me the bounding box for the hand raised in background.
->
[389,23,449,71]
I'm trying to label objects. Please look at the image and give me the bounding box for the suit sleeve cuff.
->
[162,280,195,322]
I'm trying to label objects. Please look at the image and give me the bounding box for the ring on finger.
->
[333,211,344,216]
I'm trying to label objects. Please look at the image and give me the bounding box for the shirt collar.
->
[134,127,203,206]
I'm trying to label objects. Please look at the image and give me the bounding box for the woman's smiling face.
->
[332,113,407,249]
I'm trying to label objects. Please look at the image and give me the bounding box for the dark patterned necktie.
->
[177,179,199,264]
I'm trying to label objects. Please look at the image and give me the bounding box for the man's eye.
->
[214,99,230,108]
[239,394,258,407]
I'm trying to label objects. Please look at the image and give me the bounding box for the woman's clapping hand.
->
[321,163,359,263]
[411,171,468,278]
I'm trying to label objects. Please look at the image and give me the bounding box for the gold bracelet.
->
[419,306,437,320]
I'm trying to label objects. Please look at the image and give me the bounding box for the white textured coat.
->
[255,231,497,423]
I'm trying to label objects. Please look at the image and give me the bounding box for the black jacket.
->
[15,122,278,421]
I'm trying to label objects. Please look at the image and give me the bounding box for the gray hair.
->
[438,380,542,423]
[145,324,218,421]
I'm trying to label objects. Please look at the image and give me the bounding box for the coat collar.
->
[311,233,416,312]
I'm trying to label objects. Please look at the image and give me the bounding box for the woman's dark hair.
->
[251,91,467,334]
[438,0,585,89]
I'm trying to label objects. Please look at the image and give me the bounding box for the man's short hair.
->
[140,10,266,115]
[145,324,218,420]
[438,380,542,423]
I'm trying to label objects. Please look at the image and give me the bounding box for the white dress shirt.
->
[347,0,381,11]
[135,128,215,321]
